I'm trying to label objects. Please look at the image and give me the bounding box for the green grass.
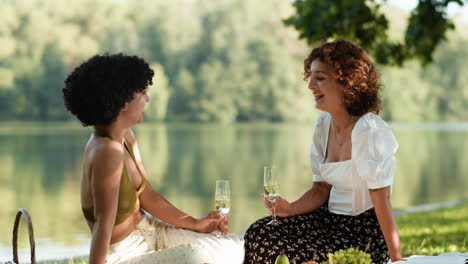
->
[397,203,468,256]
[38,257,88,264]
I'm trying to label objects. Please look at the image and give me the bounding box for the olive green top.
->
[82,139,146,225]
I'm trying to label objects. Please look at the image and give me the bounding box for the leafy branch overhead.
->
[283,0,466,66]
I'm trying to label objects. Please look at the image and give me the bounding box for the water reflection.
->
[0,122,467,260]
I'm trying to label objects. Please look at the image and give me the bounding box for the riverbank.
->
[34,202,468,263]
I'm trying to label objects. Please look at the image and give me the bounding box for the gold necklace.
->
[331,117,356,148]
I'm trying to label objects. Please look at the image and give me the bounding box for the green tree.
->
[0,0,466,122]
[284,0,466,66]
[420,36,468,120]
[170,68,196,119]
[194,60,237,122]
[145,63,171,122]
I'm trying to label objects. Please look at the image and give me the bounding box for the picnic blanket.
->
[390,252,468,264]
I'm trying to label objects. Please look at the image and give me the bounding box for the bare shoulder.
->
[89,138,125,179]
[93,138,124,157]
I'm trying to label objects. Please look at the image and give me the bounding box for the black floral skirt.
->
[244,204,389,264]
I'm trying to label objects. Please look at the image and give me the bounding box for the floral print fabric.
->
[244,205,389,264]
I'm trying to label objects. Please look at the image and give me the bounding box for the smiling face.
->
[308,59,346,114]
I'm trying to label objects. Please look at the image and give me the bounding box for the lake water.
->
[1,122,467,261]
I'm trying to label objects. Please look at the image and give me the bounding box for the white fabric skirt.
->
[107,214,244,264]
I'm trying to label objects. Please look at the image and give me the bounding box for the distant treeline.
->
[0,0,467,122]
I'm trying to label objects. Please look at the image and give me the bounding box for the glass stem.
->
[272,201,277,221]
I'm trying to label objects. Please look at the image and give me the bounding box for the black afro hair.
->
[63,53,154,126]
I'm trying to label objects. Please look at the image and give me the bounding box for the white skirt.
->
[107,214,245,264]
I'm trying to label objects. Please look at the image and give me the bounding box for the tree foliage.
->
[284,0,466,66]
[0,0,467,122]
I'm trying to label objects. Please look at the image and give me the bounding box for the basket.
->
[10,208,36,264]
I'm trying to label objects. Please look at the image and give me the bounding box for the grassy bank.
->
[41,204,468,263]
[397,203,468,256]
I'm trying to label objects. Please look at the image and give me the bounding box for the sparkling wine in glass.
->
[264,166,280,225]
[214,180,230,236]
[215,180,231,216]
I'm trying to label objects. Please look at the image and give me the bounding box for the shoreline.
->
[393,199,468,217]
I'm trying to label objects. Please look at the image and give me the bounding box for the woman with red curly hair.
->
[244,40,404,264]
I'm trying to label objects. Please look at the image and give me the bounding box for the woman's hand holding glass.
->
[263,195,293,218]
[213,180,230,235]
[264,166,283,225]
[192,211,229,234]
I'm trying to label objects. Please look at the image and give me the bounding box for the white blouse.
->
[310,112,398,216]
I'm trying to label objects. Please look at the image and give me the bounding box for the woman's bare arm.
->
[89,141,125,264]
[370,186,404,262]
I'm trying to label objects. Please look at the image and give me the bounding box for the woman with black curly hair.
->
[243,40,404,264]
[63,54,244,264]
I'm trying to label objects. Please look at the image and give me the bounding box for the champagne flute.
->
[215,180,231,215]
[214,180,230,235]
[264,166,280,225]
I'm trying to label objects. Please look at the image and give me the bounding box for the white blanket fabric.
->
[390,253,468,264]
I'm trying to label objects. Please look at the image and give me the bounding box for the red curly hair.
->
[304,40,382,116]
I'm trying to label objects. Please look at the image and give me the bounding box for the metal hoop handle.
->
[12,208,36,264]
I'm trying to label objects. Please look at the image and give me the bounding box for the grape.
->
[318,247,373,264]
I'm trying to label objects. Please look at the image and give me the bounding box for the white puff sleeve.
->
[352,114,398,189]
[310,113,328,182]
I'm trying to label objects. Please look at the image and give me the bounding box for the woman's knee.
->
[244,217,270,241]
